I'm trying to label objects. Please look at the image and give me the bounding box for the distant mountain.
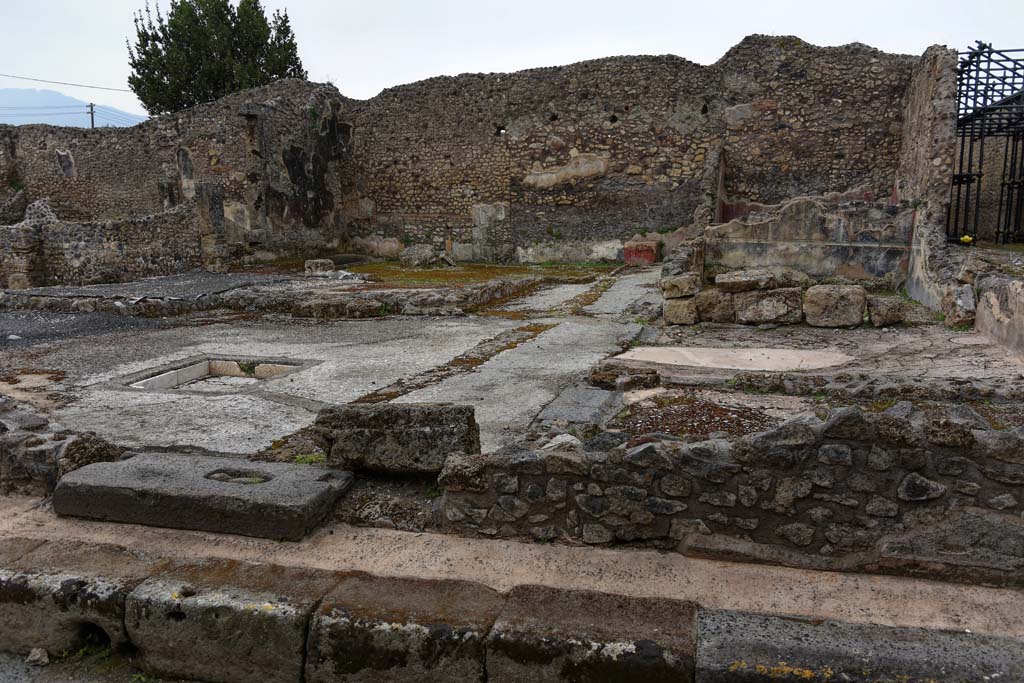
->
[0,88,146,128]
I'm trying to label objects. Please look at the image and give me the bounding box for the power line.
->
[95,111,142,126]
[95,114,138,127]
[0,72,131,93]
[95,105,143,120]
[0,105,86,110]
[0,111,89,117]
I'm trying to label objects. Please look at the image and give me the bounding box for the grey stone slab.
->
[0,541,168,655]
[696,608,1024,682]
[486,585,697,682]
[127,560,338,683]
[535,384,621,426]
[307,574,504,682]
[53,453,352,541]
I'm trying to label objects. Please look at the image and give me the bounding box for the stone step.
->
[52,453,352,541]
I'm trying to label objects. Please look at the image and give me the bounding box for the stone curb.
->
[1,537,1022,682]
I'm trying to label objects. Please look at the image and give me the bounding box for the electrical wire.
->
[0,111,89,117]
[0,105,86,110]
[0,72,131,92]
[94,106,143,123]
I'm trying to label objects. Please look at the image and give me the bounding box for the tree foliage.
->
[127,0,307,115]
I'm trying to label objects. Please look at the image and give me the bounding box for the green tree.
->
[127,0,307,115]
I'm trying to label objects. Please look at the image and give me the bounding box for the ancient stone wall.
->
[440,403,1024,585]
[900,46,959,310]
[0,80,351,261]
[0,200,202,288]
[39,206,203,285]
[340,36,919,261]
[0,37,955,275]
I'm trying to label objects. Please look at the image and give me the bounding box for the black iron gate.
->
[947,42,1024,244]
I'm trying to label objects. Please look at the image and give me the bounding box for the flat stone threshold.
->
[617,345,854,371]
[53,454,352,541]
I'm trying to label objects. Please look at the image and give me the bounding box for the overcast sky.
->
[2,0,1022,116]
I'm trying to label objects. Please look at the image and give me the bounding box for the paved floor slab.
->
[497,283,592,311]
[396,318,638,450]
[583,268,660,316]
[53,454,352,541]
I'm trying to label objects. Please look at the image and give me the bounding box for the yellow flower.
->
[960,235,974,244]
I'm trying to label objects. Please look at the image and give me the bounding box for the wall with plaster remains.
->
[339,35,919,260]
[0,36,957,279]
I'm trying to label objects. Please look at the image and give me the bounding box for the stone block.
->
[734,287,803,324]
[127,561,337,683]
[694,289,734,323]
[0,540,167,655]
[867,295,907,327]
[623,239,660,265]
[399,244,440,268]
[715,269,776,293]
[659,273,700,299]
[317,403,480,474]
[307,575,504,682]
[53,453,352,541]
[664,297,698,325]
[696,609,1024,682]
[305,259,335,275]
[486,585,697,682]
[803,285,867,328]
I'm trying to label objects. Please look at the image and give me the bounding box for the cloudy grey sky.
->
[2,0,1022,116]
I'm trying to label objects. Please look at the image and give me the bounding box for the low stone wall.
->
[39,205,203,286]
[0,276,540,320]
[439,402,1024,585]
[0,201,203,288]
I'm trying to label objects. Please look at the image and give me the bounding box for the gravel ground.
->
[0,311,165,351]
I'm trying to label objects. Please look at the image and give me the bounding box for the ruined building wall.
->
[0,80,351,261]
[0,200,202,288]
[1,37,955,278]
[340,36,918,261]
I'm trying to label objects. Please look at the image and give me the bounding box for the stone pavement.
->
[0,268,660,455]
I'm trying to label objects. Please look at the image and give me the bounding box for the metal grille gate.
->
[947,42,1024,244]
